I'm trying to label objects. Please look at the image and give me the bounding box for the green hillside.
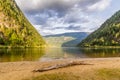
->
[44,32,88,47]
[79,10,120,47]
[0,0,45,47]
[44,36,74,47]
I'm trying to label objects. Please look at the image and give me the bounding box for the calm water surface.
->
[0,47,120,62]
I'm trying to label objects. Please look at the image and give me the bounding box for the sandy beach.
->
[0,58,120,80]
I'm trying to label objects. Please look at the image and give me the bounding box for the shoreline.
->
[0,58,120,80]
[1,57,120,63]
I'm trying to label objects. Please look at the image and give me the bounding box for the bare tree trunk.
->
[33,61,93,72]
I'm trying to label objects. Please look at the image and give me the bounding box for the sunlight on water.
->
[0,47,120,62]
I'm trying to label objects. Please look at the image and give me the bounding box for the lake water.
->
[0,47,120,62]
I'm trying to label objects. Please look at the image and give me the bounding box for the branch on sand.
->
[33,61,93,72]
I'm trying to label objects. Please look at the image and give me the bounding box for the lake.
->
[0,47,120,62]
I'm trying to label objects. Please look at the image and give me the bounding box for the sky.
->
[15,0,120,36]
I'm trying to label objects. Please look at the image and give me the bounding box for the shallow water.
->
[0,47,120,62]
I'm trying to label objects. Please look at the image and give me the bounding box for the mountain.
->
[0,0,45,47]
[79,10,120,47]
[44,32,89,47]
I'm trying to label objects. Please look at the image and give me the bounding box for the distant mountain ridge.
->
[0,0,45,47]
[45,32,89,37]
[79,10,120,47]
[44,32,89,47]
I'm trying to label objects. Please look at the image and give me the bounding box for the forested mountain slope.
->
[79,10,120,47]
[0,0,45,47]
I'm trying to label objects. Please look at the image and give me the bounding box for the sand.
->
[0,58,120,80]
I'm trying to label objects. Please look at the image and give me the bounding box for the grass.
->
[23,73,80,80]
[97,68,120,80]
[24,68,120,80]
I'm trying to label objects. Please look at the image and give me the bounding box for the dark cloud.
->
[16,0,102,13]
[41,25,82,31]
[65,25,81,30]
[65,16,89,24]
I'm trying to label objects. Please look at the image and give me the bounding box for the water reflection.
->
[40,47,120,61]
[0,48,45,62]
[0,47,120,62]
[40,48,78,61]
[79,48,120,58]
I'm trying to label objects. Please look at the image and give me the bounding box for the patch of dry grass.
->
[23,72,80,80]
[24,68,120,80]
[97,68,120,80]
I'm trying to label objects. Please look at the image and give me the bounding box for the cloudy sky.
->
[15,0,120,36]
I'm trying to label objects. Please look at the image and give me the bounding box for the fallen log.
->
[33,61,93,72]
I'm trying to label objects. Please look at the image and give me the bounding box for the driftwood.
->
[33,61,93,72]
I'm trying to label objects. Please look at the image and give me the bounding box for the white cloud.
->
[88,0,111,11]
[15,0,112,35]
